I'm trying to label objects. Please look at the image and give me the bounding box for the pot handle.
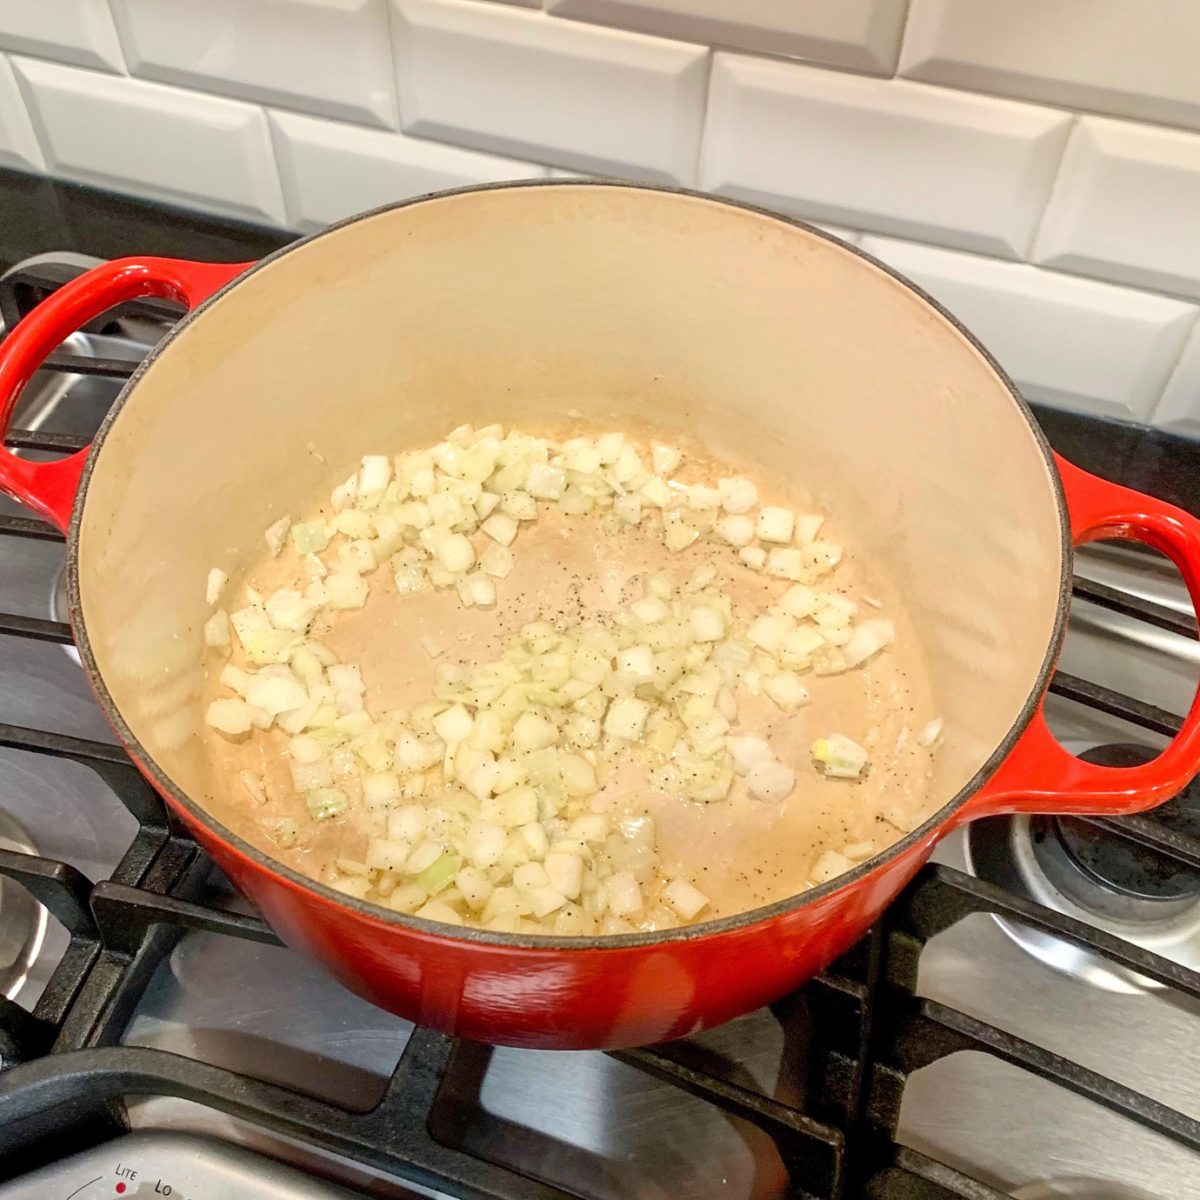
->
[0,256,250,532]
[959,452,1200,824]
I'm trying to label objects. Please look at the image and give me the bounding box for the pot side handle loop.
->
[0,256,250,532]
[961,453,1200,823]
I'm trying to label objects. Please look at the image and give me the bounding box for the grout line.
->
[1147,309,1200,429]
[857,221,1200,312]
[686,32,1200,142]
[4,47,401,134]
[4,53,53,175]
[380,0,405,132]
[886,0,915,79]
[1022,112,1078,262]
[260,106,295,231]
[539,3,897,81]
[692,48,717,189]
[1033,259,1200,306]
[101,0,132,76]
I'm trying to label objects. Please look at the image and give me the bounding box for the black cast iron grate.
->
[0,258,1198,1200]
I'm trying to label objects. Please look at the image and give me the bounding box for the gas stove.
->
[0,245,1197,1200]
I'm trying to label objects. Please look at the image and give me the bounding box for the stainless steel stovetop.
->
[0,254,1197,1200]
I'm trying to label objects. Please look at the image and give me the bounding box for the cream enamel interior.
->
[74,184,1066,869]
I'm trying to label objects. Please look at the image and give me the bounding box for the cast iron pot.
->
[2,182,1198,1051]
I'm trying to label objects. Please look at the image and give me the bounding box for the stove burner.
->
[1049,811,1200,902]
[0,810,49,1002]
[1028,746,1200,923]
[965,743,1200,994]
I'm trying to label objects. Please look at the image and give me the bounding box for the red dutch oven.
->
[2,182,1198,1051]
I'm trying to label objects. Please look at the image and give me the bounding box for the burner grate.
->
[0,256,1197,1199]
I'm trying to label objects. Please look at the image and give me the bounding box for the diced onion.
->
[810,849,855,885]
[438,534,475,573]
[306,787,349,820]
[604,696,651,740]
[812,734,869,779]
[434,703,473,744]
[418,852,461,896]
[664,521,698,553]
[526,463,566,500]
[326,573,368,610]
[765,548,806,581]
[206,698,255,735]
[715,514,755,547]
[747,614,790,654]
[795,514,824,544]
[689,606,725,642]
[606,871,643,917]
[614,494,642,525]
[456,866,494,909]
[727,735,771,774]
[718,476,758,514]
[415,900,463,925]
[651,444,682,476]
[204,423,922,935]
[264,516,291,556]
[843,619,895,667]
[358,454,391,497]
[480,542,515,578]
[747,758,795,803]
[206,567,228,605]
[664,878,709,919]
[917,717,943,747]
[756,506,795,544]
[481,512,518,546]
[842,841,876,861]
[762,671,809,713]
[204,609,231,649]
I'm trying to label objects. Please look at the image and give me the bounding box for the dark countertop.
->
[1035,407,1199,517]
[0,166,289,274]
[0,166,1195,514]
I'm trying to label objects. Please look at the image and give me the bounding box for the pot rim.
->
[66,179,1072,952]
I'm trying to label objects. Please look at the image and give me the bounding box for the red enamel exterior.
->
[3,248,1200,1050]
[172,793,942,1048]
[0,256,249,532]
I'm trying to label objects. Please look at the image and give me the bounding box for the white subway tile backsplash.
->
[271,109,545,231]
[1034,118,1200,302]
[390,0,708,183]
[13,57,286,225]
[860,234,1198,424]
[109,0,397,130]
[702,56,1070,259]
[0,0,1189,439]
[546,0,908,74]
[900,0,1200,133]
[0,56,44,172]
[0,1,125,74]
[1153,322,1200,439]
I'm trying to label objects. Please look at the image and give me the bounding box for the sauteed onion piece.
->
[203,425,913,933]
